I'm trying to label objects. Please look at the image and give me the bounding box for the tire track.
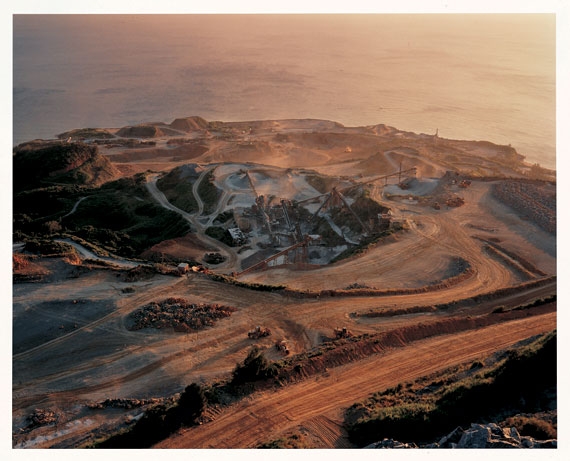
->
[156,312,555,448]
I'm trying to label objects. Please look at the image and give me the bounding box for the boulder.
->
[367,422,556,449]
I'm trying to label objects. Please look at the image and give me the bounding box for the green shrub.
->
[205,226,233,246]
[176,383,207,426]
[197,171,221,214]
[503,416,556,440]
[231,347,277,386]
[346,331,557,447]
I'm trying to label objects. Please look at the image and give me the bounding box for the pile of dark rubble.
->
[344,282,376,290]
[26,409,58,429]
[366,423,557,449]
[128,297,237,332]
[203,252,225,264]
[87,397,164,410]
[493,181,556,234]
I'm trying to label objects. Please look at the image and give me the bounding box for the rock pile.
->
[128,297,237,332]
[493,181,556,234]
[365,439,417,448]
[27,409,58,428]
[366,423,557,449]
[204,252,225,264]
[428,423,557,448]
[87,397,163,410]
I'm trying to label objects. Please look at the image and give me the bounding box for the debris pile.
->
[344,282,375,290]
[128,297,237,332]
[493,181,556,233]
[366,423,557,449]
[26,409,58,429]
[203,252,225,264]
[88,397,163,410]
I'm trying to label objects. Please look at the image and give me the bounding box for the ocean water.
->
[13,14,556,169]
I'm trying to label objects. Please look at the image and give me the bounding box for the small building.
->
[177,263,190,275]
[228,228,247,246]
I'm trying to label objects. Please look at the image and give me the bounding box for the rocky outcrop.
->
[367,423,557,449]
[365,439,418,448]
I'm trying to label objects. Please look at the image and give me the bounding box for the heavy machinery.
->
[334,327,353,339]
[248,326,271,339]
[275,339,290,355]
[446,196,465,207]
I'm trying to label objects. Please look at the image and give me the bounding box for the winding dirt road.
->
[13,166,557,449]
[145,171,238,271]
[157,312,556,448]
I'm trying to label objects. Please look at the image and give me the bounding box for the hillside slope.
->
[13,141,120,192]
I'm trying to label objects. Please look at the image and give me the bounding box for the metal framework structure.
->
[236,235,315,277]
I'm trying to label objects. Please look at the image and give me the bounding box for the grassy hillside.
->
[13,141,119,192]
[14,172,191,258]
[344,331,557,447]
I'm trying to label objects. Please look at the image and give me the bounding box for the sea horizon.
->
[13,14,556,169]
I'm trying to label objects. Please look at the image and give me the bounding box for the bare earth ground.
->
[12,119,557,448]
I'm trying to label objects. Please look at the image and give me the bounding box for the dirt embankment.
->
[156,312,556,448]
[279,302,556,383]
[12,116,557,449]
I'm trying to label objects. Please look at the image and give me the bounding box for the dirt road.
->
[13,127,557,448]
[145,173,238,271]
[157,312,556,448]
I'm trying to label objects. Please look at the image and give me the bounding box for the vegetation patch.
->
[230,346,278,387]
[156,166,199,213]
[209,273,286,291]
[259,433,312,449]
[13,141,118,192]
[205,226,235,246]
[21,239,76,257]
[197,170,222,214]
[128,297,237,332]
[213,210,234,224]
[344,331,556,447]
[15,172,191,258]
[94,383,207,448]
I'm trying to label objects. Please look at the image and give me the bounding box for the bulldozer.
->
[334,327,353,339]
[248,325,271,339]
